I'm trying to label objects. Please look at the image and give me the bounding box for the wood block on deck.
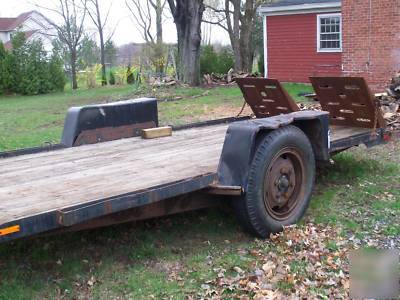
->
[141,126,172,139]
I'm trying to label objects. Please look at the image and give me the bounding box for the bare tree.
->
[86,0,113,85]
[126,0,167,73]
[167,0,205,86]
[204,0,261,72]
[40,0,88,89]
[126,0,166,44]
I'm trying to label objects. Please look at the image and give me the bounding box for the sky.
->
[0,0,229,46]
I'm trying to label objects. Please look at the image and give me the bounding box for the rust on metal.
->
[73,121,156,146]
[235,77,299,118]
[206,184,243,196]
[264,148,305,221]
[59,193,220,232]
[310,77,386,128]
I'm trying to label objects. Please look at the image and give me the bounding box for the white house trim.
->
[258,2,341,16]
[263,16,268,78]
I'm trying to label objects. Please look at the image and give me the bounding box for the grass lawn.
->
[0,83,313,151]
[0,82,398,298]
[0,143,398,299]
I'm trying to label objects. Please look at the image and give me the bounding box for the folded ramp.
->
[310,77,386,128]
[235,78,299,118]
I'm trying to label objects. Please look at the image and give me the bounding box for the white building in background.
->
[0,11,54,52]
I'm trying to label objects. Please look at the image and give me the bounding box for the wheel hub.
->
[277,175,290,192]
[264,148,305,221]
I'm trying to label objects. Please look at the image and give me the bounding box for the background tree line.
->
[1,0,265,95]
[128,0,265,86]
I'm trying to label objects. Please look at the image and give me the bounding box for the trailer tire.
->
[235,125,315,238]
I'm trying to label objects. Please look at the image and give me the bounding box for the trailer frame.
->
[0,77,395,243]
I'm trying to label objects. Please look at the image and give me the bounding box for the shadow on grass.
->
[0,208,250,299]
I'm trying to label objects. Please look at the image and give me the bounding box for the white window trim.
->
[258,2,341,16]
[317,13,342,53]
[263,16,268,78]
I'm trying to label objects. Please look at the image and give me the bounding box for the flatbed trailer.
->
[0,77,395,243]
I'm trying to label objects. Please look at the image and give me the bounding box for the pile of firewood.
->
[374,72,400,130]
[387,72,400,99]
[149,75,177,87]
[203,68,257,85]
[298,103,321,111]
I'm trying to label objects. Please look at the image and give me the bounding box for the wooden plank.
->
[0,124,229,225]
[0,125,227,170]
[142,126,172,139]
[0,129,227,187]
[330,125,371,142]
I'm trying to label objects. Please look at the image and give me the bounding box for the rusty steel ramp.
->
[235,78,300,118]
[310,77,386,128]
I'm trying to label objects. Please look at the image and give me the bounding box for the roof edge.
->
[258,2,341,16]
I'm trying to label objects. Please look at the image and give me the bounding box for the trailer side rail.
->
[0,173,216,243]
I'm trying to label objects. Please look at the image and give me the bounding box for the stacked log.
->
[387,72,400,99]
[203,68,258,85]
[149,76,177,87]
[373,72,400,130]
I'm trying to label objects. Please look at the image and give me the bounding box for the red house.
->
[259,0,400,92]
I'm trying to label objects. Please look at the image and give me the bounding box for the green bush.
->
[49,53,66,91]
[0,42,8,94]
[200,45,234,75]
[217,48,235,74]
[258,51,264,75]
[200,45,218,75]
[126,65,135,84]
[0,32,66,95]
[109,70,116,85]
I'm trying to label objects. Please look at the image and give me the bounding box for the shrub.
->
[1,51,14,94]
[200,45,234,75]
[217,48,235,74]
[85,64,102,89]
[126,65,135,84]
[0,42,8,94]
[109,70,116,85]
[200,45,218,75]
[145,42,167,74]
[49,53,66,91]
[115,68,127,85]
[12,38,48,95]
[257,51,264,75]
[0,32,66,95]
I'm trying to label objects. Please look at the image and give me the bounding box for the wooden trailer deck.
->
[0,122,372,229]
[0,124,228,226]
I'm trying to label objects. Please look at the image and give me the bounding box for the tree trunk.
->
[155,0,164,74]
[224,0,256,73]
[225,0,242,71]
[71,50,78,90]
[239,0,256,73]
[99,30,107,85]
[169,0,204,86]
[155,0,163,44]
[94,0,107,86]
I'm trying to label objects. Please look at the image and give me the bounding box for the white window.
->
[317,13,342,52]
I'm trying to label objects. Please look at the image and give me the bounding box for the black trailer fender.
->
[216,111,330,190]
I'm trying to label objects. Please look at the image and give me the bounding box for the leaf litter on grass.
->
[197,223,353,299]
